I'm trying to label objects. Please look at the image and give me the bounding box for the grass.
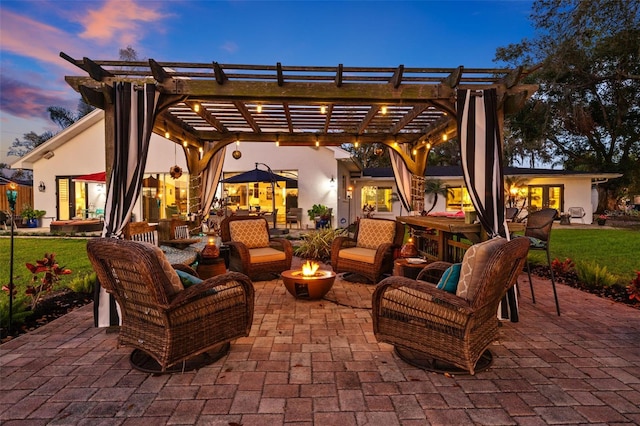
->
[0,237,94,295]
[525,228,640,284]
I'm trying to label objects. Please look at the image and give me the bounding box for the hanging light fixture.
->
[169,141,182,179]
[232,135,242,159]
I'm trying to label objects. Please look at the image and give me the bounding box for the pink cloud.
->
[79,0,167,46]
[0,10,85,73]
[0,75,75,120]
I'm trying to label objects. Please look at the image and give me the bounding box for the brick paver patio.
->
[2,266,639,425]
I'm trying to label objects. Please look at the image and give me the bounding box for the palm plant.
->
[423,179,452,214]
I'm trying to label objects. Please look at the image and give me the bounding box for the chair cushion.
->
[248,247,286,264]
[338,247,376,264]
[146,243,184,296]
[527,236,547,248]
[229,219,269,248]
[356,219,397,250]
[436,263,462,293]
[175,269,203,287]
[456,237,506,301]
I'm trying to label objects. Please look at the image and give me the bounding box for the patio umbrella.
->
[458,88,517,322]
[73,171,106,183]
[220,167,297,184]
[221,164,297,227]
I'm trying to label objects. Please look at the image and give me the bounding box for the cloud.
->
[221,41,238,54]
[79,0,167,46]
[0,9,83,72]
[0,74,74,121]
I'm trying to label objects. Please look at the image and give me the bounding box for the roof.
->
[362,166,623,180]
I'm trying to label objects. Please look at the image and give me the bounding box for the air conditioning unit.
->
[43,151,55,159]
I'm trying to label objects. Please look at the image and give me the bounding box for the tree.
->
[495,0,640,211]
[341,143,391,168]
[423,179,452,214]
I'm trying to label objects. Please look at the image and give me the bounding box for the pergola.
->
[61,53,537,180]
[62,53,537,327]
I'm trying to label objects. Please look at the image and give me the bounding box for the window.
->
[528,185,563,212]
[142,173,190,221]
[445,187,472,211]
[361,186,393,213]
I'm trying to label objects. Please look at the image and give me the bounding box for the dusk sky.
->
[0,0,535,165]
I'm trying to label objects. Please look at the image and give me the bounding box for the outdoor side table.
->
[197,257,226,279]
[393,258,428,280]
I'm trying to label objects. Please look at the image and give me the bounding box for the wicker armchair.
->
[220,215,293,280]
[372,237,530,375]
[331,218,405,283]
[87,238,254,373]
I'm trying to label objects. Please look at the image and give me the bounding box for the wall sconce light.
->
[329,175,336,188]
[38,181,46,192]
[43,151,54,159]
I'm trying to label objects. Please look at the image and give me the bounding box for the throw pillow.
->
[175,270,203,287]
[229,219,269,248]
[436,263,462,293]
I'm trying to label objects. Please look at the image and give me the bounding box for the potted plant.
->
[597,214,607,226]
[21,204,46,228]
[307,204,330,229]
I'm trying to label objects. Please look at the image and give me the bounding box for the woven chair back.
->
[525,208,557,242]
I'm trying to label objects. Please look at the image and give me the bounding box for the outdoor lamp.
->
[6,182,18,334]
[6,182,18,210]
[400,237,418,258]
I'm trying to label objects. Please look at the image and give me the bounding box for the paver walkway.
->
[1,267,639,425]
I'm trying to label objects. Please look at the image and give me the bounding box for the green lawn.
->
[0,238,94,293]
[521,228,640,283]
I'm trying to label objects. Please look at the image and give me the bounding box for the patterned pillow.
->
[356,219,397,250]
[146,243,184,296]
[229,219,269,249]
[456,237,506,301]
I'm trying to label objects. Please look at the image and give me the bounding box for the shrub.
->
[294,228,345,262]
[0,294,31,334]
[575,260,617,289]
[24,253,72,309]
[627,271,640,302]
[552,258,575,276]
[66,272,96,294]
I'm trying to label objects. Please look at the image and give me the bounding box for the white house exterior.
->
[11,110,360,229]
[11,110,620,228]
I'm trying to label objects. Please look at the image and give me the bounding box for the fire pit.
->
[281,261,336,300]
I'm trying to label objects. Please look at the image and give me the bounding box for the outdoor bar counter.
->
[397,215,525,263]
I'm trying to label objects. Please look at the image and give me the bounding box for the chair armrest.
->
[373,242,394,264]
[169,271,254,311]
[269,238,293,258]
[330,236,357,266]
[172,263,199,277]
[373,276,473,326]
[416,261,452,282]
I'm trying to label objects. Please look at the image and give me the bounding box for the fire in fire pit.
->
[281,261,336,299]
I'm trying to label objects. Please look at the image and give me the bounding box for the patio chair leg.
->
[526,260,536,304]
[546,249,561,316]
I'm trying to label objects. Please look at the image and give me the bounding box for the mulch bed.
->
[1,289,93,343]
[530,265,638,309]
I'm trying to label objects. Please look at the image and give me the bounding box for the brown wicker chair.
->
[524,207,560,315]
[331,218,405,283]
[372,237,530,375]
[87,238,254,373]
[220,215,293,280]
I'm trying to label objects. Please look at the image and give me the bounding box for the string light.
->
[183,140,188,147]
[275,134,279,147]
[257,104,263,113]
[442,134,448,141]
[381,106,387,115]
[412,148,417,156]
[164,120,170,139]
[320,105,326,114]
[354,135,359,148]
[315,135,320,147]
[426,142,431,149]
[193,103,200,113]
